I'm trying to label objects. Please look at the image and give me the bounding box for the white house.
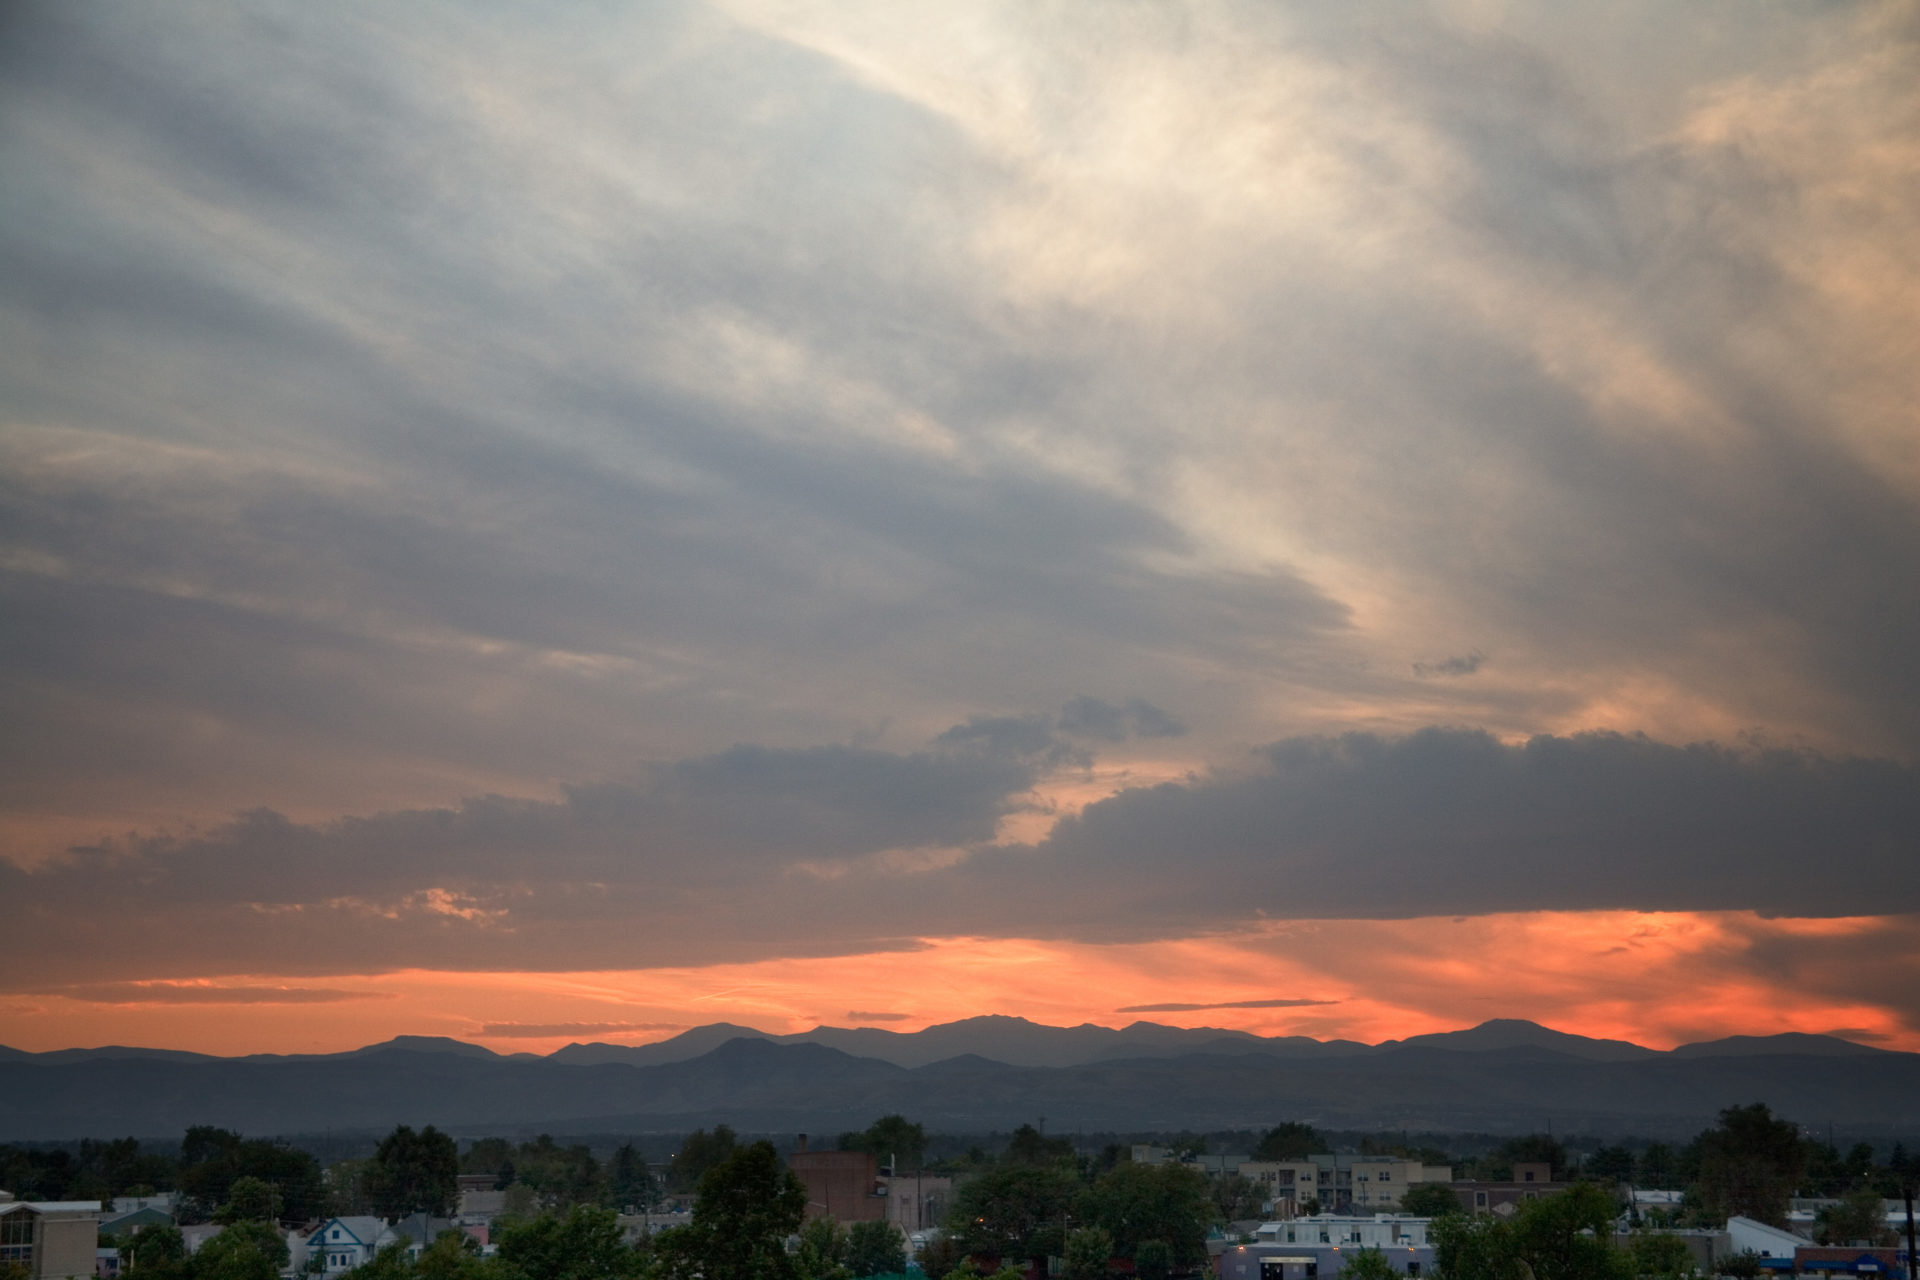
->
[306,1218,386,1275]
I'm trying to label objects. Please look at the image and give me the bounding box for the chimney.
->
[797,1133,808,1153]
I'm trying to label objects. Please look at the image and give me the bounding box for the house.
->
[0,1199,103,1280]
[306,1217,387,1274]
[95,1208,173,1242]
[374,1214,485,1260]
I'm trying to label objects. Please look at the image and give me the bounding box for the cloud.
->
[49,982,386,1005]
[3,726,1916,995]
[474,1022,683,1038]
[1413,652,1486,678]
[1115,998,1338,1013]
[845,1011,913,1022]
[1057,697,1188,742]
[1011,728,1920,929]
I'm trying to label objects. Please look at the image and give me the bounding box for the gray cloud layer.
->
[4,728,1914,990]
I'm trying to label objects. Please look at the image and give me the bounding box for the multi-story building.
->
[0,1198,101,1280]
[1238,1158,1453,1215]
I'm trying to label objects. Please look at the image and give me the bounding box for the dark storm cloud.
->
[1009,729,1920,927]
[4,728,1915,990]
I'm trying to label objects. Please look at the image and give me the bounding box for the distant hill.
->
[4,1019,1917,1141]
[1671,1032,1891,1059]
[1390,1019,1659,1062]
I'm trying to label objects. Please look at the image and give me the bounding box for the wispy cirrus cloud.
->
[1116,999,1339,1014]
[51,982,389,1005]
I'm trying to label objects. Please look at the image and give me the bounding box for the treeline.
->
[0,1128,324,1221]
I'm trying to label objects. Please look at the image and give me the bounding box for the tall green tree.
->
[1693,1105,1805,1227]
[1401,1183,1465,1218]
[120,1223,190,1280]
[193,1221,289,1280]
[495,1205,638,1280]
[1134,1240,1173,1280]
[795,1216,851,1280]
[654,1141,807,1280]
[1254,1124,1325,1162]
[369,1125,460,1218]
[1076,1161,1213,1269]
[214,1177,282,1225]
[948,1162,1078,1269]
[667,1126,737,1194]
[1627,1232,1697,1280]
[606,1144,654,1212]
[840,1116,927,1173]
[1003,1124,1074,1168]
[1064,1226,1112,1280]
[1813,1188,1893,1247]
[1434,1184,1628,1280]
[845,1221,906,1278]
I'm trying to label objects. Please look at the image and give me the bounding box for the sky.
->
[2,0,1918,1060]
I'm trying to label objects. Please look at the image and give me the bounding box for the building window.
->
[1,1213,34,1267]
[1380,1172,1392,1182]
[1475,1193,1488,1207]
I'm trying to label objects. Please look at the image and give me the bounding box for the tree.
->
[1076,1161,1213,1268]
[1435,1184,1628,1280]
[1065,1226,1112,1280]
[1813,1187,1893,1247]
[494,1205,637,1280]
[1402,1183,1464,1218]
[948,1162,1078,1269]
[796,1216,851,1280]
[1003,1124,1074,1168]
[121,1223,190,1280]
[1342,1248,1400,1280]
[607,1144,654,1212]
[841,1116,928,1173]
[845,1221,906,1278]
[369,1125,460,1218]
[414,1232,487,1280]
[193,1221,289,1280]
[214,1177,282,1225]
[1693,1105,1805,1227]
[1254,1124,1325,1162]
[1636,1146,1680,1192]
[1213,1173,1266,1222]
[1586,1148,1636,1187]
[1134,1240,1173,1280]
[1627,1233,1695,1279]
[654,1141,807,1280]
[667,1126,737,1194]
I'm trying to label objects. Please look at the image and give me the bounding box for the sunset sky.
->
[3,1,1918,1059]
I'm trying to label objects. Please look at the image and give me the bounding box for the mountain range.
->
[3,1018,1911,1142]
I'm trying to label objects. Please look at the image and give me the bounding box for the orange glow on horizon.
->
[2,910,1911,1057]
